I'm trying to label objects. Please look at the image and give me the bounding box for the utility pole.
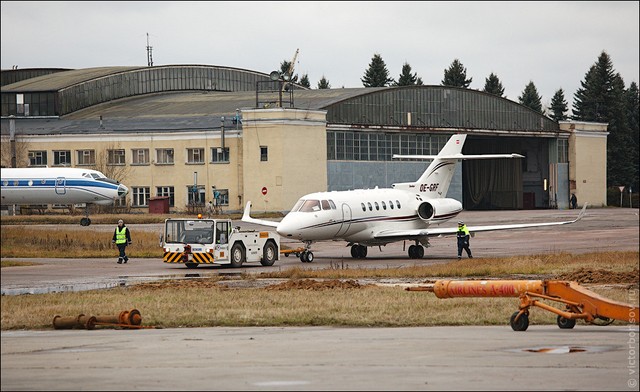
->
[146,33,153,67]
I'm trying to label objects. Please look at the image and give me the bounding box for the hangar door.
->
[462,137,525,210]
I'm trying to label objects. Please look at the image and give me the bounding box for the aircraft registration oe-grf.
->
[242,133,587,262]
[1,167,129,226]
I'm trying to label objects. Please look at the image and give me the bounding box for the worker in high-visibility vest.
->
[112,219,132,264]
[456,220,473,260]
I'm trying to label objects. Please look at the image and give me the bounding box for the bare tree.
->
[0,136,30,167]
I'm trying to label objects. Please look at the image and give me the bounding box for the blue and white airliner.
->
[1,167,129,226]
[243,134,587,261]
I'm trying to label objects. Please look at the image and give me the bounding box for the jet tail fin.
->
[392,133,524,199]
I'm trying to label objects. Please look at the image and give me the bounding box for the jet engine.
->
[416,198,463,223]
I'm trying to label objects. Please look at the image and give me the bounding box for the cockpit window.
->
[291,199,305,212]
[328,200,336,209]
[321,200,331,210]
[300,200,321,212]
[84,172,105,179]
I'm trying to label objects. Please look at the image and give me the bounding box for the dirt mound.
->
[131,278,222,290]
[556,268,639,284]
[265,279,367,291]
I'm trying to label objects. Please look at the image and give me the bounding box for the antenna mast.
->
[146,33,153,67]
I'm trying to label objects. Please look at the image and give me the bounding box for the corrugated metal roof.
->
[1,67,142,92]
[62,88,387,120]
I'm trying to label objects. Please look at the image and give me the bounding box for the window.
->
[389,201,394,209]
[77,150,95,166]
[187,148,204,164]
[156,186,175,207]
[374,202,379,210]
[211,147,230,163]
[260,146,268,161]
[361,203,366,212]
[132,187,150,207]
[299,200,321,212]
[108,149,125,165]
[367,202,372,211]
[187,185,206,205]
[321,200,331,210]
[156,148,174,164]
[28,150,47,166]
[132,149,149,165]
[558,139,568,164]
[381,201,387,210]
[214,188,230,206]
[396,200,401,209]
[53,150,71,166]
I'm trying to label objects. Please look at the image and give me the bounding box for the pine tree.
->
[317,76,331,89]
[518,81,543,113]
[626,82,639,191]
[361,53,394,87]
[394,62,422,86]
[549,88,569,121]
[441,59,472,88]
[573,51,635,189]
[299,73,311,88]
[279,60,298,83]
[482,73,505,97]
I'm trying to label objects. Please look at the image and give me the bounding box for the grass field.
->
[1,251,638,331]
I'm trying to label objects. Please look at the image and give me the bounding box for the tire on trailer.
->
[185,262,198,269]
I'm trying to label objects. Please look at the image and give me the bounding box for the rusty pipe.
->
[93,309,141,326]
[52,314,97,330]
[53,309,142,330]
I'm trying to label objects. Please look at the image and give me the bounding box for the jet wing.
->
[241,201,280,228]
[374,204,587,240]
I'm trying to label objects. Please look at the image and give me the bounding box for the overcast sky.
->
[2,1,638,111]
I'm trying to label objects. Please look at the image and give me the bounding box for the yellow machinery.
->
[407,280,639,331]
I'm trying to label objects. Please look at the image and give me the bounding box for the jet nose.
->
[276,216,298,238]
[118,184,129,197]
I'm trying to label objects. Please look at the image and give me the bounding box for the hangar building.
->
[1,65,608,213]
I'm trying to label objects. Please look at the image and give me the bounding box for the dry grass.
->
[1,283,636,330]
[1,252,638,331]
[0,211,282,226]
[0,226,162,258]
[257,251,639,279]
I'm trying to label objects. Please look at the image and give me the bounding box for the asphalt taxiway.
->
[2,325,638,390]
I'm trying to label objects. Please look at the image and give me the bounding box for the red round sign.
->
[261,187,268,195]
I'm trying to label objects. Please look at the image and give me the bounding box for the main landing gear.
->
[407,244,424,259]
[350,244,368,258]
[80,206,92,226]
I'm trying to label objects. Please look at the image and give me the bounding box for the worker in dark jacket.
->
[112,219,132,264]
[456,220,473,259]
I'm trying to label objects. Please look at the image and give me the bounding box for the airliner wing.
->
[241,201,280,228]
[374,204,587,240]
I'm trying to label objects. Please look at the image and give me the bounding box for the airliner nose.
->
[118,184,129,197]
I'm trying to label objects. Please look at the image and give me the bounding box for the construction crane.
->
[283,48,299,81]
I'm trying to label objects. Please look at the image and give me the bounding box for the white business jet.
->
[242,134,587,261]
[1,167,129,226]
